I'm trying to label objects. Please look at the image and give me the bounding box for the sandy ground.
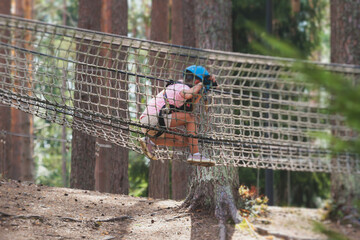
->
[0,179,359,240]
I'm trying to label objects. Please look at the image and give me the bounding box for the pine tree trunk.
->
[94,0,129,194]
[182,1,241,238]
[70,0,101,190]
[0,1,10,16]
[61,0,68,187]
[331,0,360,65]
[21,0,34,181]
[330,0,360,223]
[0,0,11,178]
[148,0,170,199]
[170,0,196,200]
[70,131,96,190]
[9,0,34,181]
[107,0,129,195]
[194,0,233,51]
[171,0,196,47]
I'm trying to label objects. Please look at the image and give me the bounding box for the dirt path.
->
[0,179,358,240]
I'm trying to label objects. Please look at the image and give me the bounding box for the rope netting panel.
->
[0,14,359,173]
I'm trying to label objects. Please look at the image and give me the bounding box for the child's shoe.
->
[139,137,157,160]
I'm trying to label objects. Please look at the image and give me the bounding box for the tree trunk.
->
[95,0,129,194]
[170,0,196,200]
[330,0,360,222]
[148,0,170,199]
[0,1,10,14]
[182,0,241,238]
[70,0,101,190]
[8,0,34,181]
[171,0,196,47]
[331,1,360,65]
[194,0,233,50]
[20,0,34,182]
[61,0,68,188]
[0,0,11,178]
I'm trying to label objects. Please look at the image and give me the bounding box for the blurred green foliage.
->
[128,0,151,39]
[286,172,330,208]
[35,0,78,26]
[34,120,71,187]
[232,0,327,58]
[246,14,360,211]
[128,151,149,197]
[233,0,333,208]
[313,221,350,240]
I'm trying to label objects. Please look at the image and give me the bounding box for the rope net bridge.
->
[0,14,359,174]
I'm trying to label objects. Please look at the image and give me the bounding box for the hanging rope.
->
[0,14,359,173]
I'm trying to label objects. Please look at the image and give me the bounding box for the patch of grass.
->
[313,221,350,240]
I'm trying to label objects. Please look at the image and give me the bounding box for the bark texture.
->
[330,0,360,222]
[148,0,170,199]
[170,0,196,200]
[61,0,68,187]
[0,0,10,14]
[70,0,101,190]
[331,0,360,65]
[94,0,129,195]
[183,2,241,238]
[194,0,233,51]
[7,0,34,181]
[171,0,196,47]
[21,0,35,181]
[0,0,11,178]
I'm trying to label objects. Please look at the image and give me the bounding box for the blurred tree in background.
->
[8,0,35,182]
[329,0,360,223]
[147,0,170,200]
[233,0,331,208]
[232,0,328,59]
[245,3,360,219]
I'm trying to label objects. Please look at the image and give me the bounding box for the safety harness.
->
[153,82,194,138]
[151,74,217,138]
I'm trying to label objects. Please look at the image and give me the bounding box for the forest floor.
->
[0,179,359,240]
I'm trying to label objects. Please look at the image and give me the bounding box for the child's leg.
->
[169,112,199,154]
[151,133,188,147]
[150,112,199,153]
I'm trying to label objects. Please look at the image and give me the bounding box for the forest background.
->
[0,0,352,210]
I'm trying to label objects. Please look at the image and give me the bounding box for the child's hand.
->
[203,75,218,93]
[209,75,218,88]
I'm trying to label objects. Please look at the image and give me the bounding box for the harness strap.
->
[153,84,193,138]
[163,90,171,110]
[153,106,167,138]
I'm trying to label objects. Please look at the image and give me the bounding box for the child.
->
[139,65,217,167]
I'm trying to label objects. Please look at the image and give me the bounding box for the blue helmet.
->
[184,65,210,81]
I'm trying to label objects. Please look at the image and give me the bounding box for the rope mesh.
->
[0,14,359,173]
